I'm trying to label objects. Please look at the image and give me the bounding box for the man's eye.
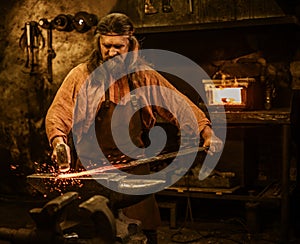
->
[113,45,123,49]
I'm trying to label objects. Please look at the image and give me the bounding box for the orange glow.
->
[211,87,243,105]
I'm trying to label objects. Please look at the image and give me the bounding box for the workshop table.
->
[158,108,292,243]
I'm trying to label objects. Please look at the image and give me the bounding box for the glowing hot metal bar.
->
[26,146,208,208]
[58,146,209,179]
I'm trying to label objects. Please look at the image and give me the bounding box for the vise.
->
[0,192,146,243]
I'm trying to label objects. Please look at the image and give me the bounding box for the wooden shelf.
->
[135,16,299,34]
[210,108,291,125]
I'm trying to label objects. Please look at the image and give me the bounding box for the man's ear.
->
[128,36,140,52]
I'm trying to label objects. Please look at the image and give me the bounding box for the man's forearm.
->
[200,125,213,140]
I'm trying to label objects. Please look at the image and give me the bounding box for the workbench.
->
[158,108,292,243]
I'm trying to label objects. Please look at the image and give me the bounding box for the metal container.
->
[202,78,264,110]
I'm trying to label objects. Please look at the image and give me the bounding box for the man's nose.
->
[108,48,117,57]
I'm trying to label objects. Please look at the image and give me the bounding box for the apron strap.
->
[127,74,139,111]
[127,74,150,146]
[104,75,137,109]
[104,79,110,108]
[103,74,144,131]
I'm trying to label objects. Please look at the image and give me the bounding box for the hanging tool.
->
[19,21,45,74]
[145,0,158,14]
[162,0,173,13]
[38,12,97,82]
[72,12,98,33]
[52,14,74,32]
[188,0,193,13]
[38,18,56,83]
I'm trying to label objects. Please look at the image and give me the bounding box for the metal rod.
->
[58,146,208,179]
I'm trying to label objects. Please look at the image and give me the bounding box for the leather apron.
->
[94,78,161,230]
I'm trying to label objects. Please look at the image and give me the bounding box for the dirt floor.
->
[0,194,299,244]
[157,221,280,244]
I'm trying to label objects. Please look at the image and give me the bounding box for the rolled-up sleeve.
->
[45,64,89,146]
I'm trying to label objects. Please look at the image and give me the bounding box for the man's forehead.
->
[100,31,133,36]
[100,34,130,43]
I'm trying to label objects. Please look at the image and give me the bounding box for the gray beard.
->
[104,56,127,80]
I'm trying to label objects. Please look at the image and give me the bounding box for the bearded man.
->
[45,12,223,244]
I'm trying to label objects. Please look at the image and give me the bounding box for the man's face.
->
[100,34,130,61]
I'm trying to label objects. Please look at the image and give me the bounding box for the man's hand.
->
[201,126,223,155]
[51,137,71,172]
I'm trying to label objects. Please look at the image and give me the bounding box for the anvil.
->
[27,146,207,209]
[27,172,165,210]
